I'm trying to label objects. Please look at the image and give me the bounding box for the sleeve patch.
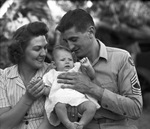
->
[131,74,141,95]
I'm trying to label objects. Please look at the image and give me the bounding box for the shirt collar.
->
[7,63,49,79]
[7,65,20,78]
[97,39,108,60]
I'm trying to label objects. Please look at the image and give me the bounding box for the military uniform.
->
[54,40,142,129]
[46,40,142,129]
[84,40,143,129]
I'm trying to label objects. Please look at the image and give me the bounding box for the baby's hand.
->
[44,85,51,96]
[80,57,91,68]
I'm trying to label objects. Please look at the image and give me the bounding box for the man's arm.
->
[58,55,143,120]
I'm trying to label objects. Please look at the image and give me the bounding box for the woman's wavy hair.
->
[8,21,49,64]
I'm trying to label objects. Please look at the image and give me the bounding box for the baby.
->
[43,45,100,129]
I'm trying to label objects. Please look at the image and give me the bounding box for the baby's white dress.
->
[43,62,100,126]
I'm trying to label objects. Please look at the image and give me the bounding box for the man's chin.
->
[76,54,84,60]
[75,52,82,58]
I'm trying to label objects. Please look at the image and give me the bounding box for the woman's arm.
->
[0,93,34,129]
[0,78,45,129]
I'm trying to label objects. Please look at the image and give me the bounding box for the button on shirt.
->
[93,40,143,120]
[0,63,52,129]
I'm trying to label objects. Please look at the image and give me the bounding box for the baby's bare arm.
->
[80,57,95,79]
[44,85,51,96]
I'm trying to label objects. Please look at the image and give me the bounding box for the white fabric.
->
[43,62,100,126]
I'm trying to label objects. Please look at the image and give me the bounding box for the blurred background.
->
[0,0,150,128]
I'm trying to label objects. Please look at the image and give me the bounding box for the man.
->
[56,9,143,129]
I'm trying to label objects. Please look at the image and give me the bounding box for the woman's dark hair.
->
[8,21,49,64]
[56,9,95,33]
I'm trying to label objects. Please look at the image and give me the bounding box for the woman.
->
[0,21,53,129]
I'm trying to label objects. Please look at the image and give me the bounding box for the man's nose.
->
[68,42,75,50]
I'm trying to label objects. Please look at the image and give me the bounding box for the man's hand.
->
[57,72,92,94]
[57,72,104,102]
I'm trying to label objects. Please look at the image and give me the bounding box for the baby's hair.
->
[52,45,72,61]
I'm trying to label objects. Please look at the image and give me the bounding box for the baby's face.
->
[54,50,74,71]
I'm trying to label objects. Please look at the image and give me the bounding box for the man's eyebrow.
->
[63,36,78,42]
[63,39,68,42]
[68,37,78,40]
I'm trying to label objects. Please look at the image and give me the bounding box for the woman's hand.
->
[25,77,45,101]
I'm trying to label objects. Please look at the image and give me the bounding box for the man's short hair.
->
[56,9,95,33]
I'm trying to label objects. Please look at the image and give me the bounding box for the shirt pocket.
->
[93,77,118,93]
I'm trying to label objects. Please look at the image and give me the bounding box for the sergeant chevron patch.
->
[131,73,141,95]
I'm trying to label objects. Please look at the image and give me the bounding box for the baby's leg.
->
[77,101,97,128]
[55,102,77,129]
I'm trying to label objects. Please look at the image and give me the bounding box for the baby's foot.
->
[77,124,83,129]
[66,122,77,129]
[74,122,84,129]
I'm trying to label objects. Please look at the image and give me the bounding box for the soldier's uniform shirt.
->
[87,40,143,129]
[51,40,143,129]
[0,63,51,129]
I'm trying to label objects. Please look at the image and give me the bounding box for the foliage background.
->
[1,0,150,68]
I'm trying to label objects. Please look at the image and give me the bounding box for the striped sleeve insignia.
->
[131,73,141,95]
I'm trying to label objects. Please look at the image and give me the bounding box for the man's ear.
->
[87,26,95,38]
[51,61,56,69]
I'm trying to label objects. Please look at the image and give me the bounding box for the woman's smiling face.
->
[23,35,48,70]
